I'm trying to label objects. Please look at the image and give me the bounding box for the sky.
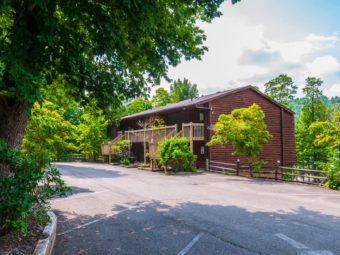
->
[158,0,340,97]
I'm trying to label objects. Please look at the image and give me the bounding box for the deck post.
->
[189,122,193,152]
[143,130,146,163]
[206,159,209,171]
[127,132,131,157]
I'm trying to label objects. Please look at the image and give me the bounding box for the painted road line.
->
[275,233,308,249]
[177,232,204,255]
[57,206,134,236]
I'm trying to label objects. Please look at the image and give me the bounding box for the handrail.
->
[280,166,327,173]
[209,160,237,167]
[124,124,178,134]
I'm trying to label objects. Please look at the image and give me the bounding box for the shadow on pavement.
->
[56,163,127,179]
[53,201,340,255]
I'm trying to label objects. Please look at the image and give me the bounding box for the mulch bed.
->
[0,218,45,255]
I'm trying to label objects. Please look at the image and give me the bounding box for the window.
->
[200,146,205,155]
[199,112,204,122]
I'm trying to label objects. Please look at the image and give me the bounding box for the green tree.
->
[22,81,79,165]
[296,77,329,168]
[170,78,199,102]
[77,100,109,161]
[264,74,297,107]
[309,105,340,189]
[152,88,172,107]
[22,100,77,165]
[127,98,152,115]
[207,104,272,175]
[0,0,237,151]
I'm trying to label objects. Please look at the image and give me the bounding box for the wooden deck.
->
[101,122,205,162]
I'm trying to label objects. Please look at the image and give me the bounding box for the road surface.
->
[52,162,340,255]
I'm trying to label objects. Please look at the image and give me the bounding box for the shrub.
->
[120,158,130,165]
[159,137,196,172]
[111,140,129,160]
[0,140,69,234]
[326,151,340,189]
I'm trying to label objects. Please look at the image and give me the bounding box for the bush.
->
[159,137,196,172]
[120,158,130,165]
[326,151,340,189]
[111,140,129,161]
[0,140,69,234]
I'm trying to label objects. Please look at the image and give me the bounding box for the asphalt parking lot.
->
[52,162,340,255]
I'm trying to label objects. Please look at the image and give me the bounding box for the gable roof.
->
[122,85,293,121]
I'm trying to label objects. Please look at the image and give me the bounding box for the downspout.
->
[280,108,285,166]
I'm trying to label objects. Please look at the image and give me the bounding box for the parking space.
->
[52,163,340,255]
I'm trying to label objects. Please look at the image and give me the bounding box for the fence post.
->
[276,160,281,180]
[206,159,209,171]
[236,159,240,176]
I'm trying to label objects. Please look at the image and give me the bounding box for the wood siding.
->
[208,89,296,167]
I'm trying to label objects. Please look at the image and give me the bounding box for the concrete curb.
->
[33,211,57,255]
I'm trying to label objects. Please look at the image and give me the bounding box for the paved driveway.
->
[52,162,340,255]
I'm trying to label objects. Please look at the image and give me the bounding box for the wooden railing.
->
[206,159,329,186]
[278,166,328,185]
[124,124,178,143]
[182,122,205,141]
[101,133,125,155]
[206,159,240,175]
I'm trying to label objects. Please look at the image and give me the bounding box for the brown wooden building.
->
[104,85,296,170]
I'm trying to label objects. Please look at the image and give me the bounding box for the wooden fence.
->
[206,159,328,186]
[206,159,240,175]
[278,166,328,185]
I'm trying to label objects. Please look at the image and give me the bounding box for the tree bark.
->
[0,96,30,150]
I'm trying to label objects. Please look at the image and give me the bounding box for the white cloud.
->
[324,83,340,97]
[157,2,340,98]
[305,56,340,77]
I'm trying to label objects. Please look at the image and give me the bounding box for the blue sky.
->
[159,0,340,97]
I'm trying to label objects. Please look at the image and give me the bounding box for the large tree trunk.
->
[0,96,29,150]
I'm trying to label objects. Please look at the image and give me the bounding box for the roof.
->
[122,85,293,121]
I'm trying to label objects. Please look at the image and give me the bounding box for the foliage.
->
[111,140,129,161]
[22,100,77,165]
[296,77,330,168]
[170,78,199,102]
[208,104,272,171]
[0,0,229,133]
[77,99,109,161]
[150,118,165,130]
[325,151,340,189]
[264,74,297,107]
[309,106,340,189]
[120,158,130,166]
[0,140,69,234]
[152,88,172,107]
[127,98,152,115]
[21,81,80,165]
[159,137,196,172]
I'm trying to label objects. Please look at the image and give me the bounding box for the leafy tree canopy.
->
[1,1,243,149]
[208,104,272,170]
[77,99,109,161]
[170,78,199,102]
[152,87,172,107]
[0,0,229,110]
[295,77,330,168]
[127,98,152,115]
[264,74,297,107]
